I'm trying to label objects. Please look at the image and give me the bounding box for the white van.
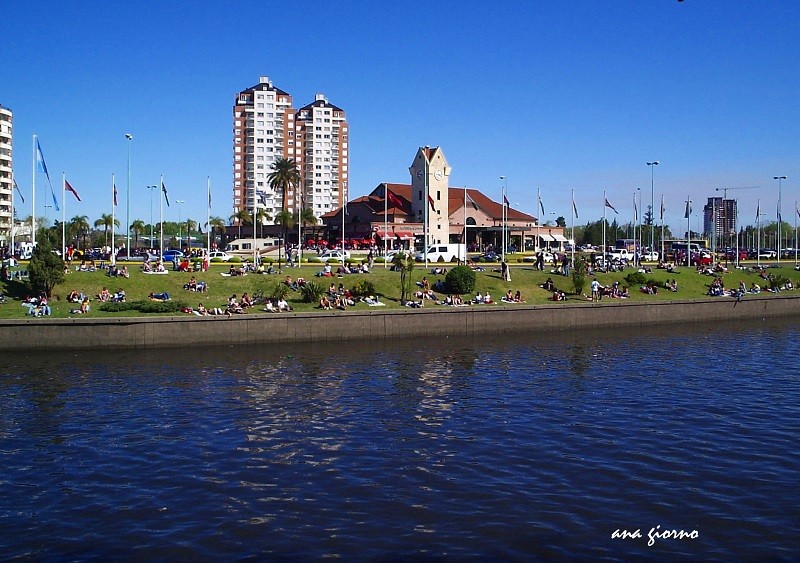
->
[414,244,467,263]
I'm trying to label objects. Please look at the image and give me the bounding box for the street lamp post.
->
[774,175,786,265]
[125,133,132,256]
[176,200,185,250]
[146,185,158,249]
[647,161,659,251]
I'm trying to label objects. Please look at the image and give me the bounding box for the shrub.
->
[445,265,477,295]
[351,279,376,297]
[210,257,223,263]
[266,280,289,301]
[571,257,587,295]
[624,272,648,286]
[99,300,185,313]
[300,280,325,303]
[307,257,322,264]
[769,274,790,290]
[229,256,242,263]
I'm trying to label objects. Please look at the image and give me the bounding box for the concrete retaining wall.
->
[1,295,798,351]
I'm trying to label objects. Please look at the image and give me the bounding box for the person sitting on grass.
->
[111,288,126,302]
[97,287,111,302]
[513,290,524,303]
[194,303,209,316]
[67,289,81,303]
[277,297,293,311]
[319,295,332,310]
[503,290,514,302]
[263,300,276,313]
[240,292,253,309]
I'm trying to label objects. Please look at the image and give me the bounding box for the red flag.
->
[428,194,436,212]
[65,179,81,201]
[387,189,403,208]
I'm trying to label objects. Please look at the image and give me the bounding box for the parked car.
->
[318,250,351,262]
[472,251,500,262]
[149,250,184,263]
[207,251,232,262]
[639,251,660,262]
[522,251,557,263]
[758,250,777,259]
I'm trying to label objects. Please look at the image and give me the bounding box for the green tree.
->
[28,239,65,297]
[555,216,566,228]
[230,209,252,241]
[95,213,119,247]
[300,208,318,247]
[392,252,416,304]
[268,157,301,211]
[255,209,272,238]
[571,256,588,295]
[69,215,91,250]
[445,265,477,295]
[274,209,296,245]
[207,216,227,248]
[130,219,146,249]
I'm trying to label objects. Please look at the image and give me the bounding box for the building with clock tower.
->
[408,146,450,246]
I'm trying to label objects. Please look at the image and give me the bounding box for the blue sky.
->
[3,1,798,235]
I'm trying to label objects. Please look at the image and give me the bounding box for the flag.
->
[504,195,510,208]
[633,195,638,221]
[538,195,545,215]
[796,205,800,219]
[387,189,403,208]
[50,188,60,212]
[162,181,170,207]
[684,200,692,219]
[65,179,81,201]
[113,182,118,207]
[605,197,618,214]
[572,196,578,219]
[36,140,51,182]
[755,201,760,222]
[660,195,665,221]
[208,188,212,209]
[465,190,479,210]
[256,189,267,206]
[344,202,349,216]
[13,179,24,204]
[428,194,436,211]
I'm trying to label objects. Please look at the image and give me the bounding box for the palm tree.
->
[299,208,318,248]
[130,219,146,249]
[184,219,197,249]
[69,215,90,250]
[274,209,296,245]
[206,216,226,248]
[268,157,301,211]
[230,209,252,241]
[256,209,272,239]
[94,213,119,248]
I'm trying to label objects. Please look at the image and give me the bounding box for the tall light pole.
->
[125,133,132,255]
[774,175,786,265]
[647,161,659,251]
[146,185,158,249]
[176,200,185,250]
[636,187,642,266]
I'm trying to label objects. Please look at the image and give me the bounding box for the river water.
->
[1,318,798,560]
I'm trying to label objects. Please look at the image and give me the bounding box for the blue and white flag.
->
[13,179,24,204]
[36,140,51,182]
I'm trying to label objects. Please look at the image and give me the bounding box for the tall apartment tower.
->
[232,76,295,222]
[232,78,349,226]
[703,197,737,239]
[0,105,12,243]
[294,94,349,219]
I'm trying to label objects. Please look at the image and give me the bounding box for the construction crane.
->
[715,186,759,266]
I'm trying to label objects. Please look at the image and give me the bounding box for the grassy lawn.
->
[1,258,799,319]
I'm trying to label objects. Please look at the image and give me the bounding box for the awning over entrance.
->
[537,234,555,242]
[551,234,568,242]
[375,229,415,240]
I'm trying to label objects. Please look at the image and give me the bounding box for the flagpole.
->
[61,172,66,259]
[125,134,132,259]
[660,194,665,264]
[686,196,692,267]
[602,190,607,269]
[536,187,541,254]
[159,175,164,259]
[111,173,116,266]
[252,184,258,267]
[31,135,36,248]
[462,186,467,263]
[424,152,429,268]
[794,201,798,267]
[632,191,637,267]
[207,177,211,256]
[384,184,388,268]
[10,170,15,254]
[570,189,575,268]
[341,193,345,259]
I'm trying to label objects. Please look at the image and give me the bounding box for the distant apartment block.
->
[703,197,737,239]
[0,104,12,243]
[232,76,349,225]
